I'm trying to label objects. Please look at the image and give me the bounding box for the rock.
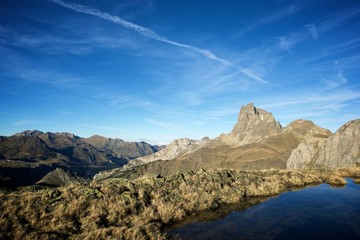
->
[286,120,332,169]
[13,130,44,137]
[36,168,81,187]
[219,103,282,145]
[287,142,322,169]
[287,119,360,169]
[314,119,360,168]
[283,119,332,142]
[127,138,210,167]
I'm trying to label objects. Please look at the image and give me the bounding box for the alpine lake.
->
[168,178,360,240]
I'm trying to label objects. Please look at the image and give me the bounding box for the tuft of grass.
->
[0,167,357,239]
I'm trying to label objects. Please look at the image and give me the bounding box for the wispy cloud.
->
[0,111,19,117]
[110,96,152,108]
[277,36,293,52]
[79,124,135,137]
[13,119,39,127]
[322,69,348,89]
[0,24,138,55]
[258,86,360,129]
[57,109,74,115]
[50,0,268,84]
[147,119,190,135]
[18,68,84,89]
[273,6,360,55]
[238,5,301,36]
[306,23,319,39]
[317,6,360,34]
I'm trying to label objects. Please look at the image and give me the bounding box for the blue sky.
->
[1,0,360,144]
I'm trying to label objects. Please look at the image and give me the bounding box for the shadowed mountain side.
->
[84,135,161,159]
[0,135,55,161]
[0,131,160,187]
[36,168,84,187]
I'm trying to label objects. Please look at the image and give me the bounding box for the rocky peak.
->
[284,119,332,142]
[36,168,80,187]
[219,103,281,145]
[54,132,80,139]
[13,130,44,137]
[233,103,281,133]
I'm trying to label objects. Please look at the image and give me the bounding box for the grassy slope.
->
[1,168,360,239]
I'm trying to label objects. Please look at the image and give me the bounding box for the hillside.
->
[287,119,360,169]
[96,103,333,180]
[0,131,159,187]
[1,167,358,239]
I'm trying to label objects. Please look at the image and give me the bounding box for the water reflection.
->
[169,179,360,240]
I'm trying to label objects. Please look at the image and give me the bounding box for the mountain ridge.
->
[0,131,160,187]
[94,103,335,181]
[287,119,360,169]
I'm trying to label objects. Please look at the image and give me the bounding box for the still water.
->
[169,179,360,240]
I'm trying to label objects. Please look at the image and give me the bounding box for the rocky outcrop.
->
[283,119,332,141]
[13,130,44,137]
[314,119,360,167]
[287,119,360,169]
[124,138,209,167]
[285,119,333,169]
[36,168,81,187]
[219,103,282,145]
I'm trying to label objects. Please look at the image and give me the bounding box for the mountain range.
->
[0,131,161,187]
[95,103,359,181]
[1,103,359,187]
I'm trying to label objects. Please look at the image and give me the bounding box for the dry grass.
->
[1,167,358,239]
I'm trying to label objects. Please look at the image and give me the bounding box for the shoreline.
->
[1,167,360,239]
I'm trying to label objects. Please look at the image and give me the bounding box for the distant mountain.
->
[84,135,161,159]
[0,131,160,187]
[287,119,360,169]
[126,137,210,168]
[96,103,334,181]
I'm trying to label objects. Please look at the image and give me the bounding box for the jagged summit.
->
[232,102,282,134]
[13,130,44,136]
[219,103,282,145]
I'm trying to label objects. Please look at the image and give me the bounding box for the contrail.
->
[50,0,269,84]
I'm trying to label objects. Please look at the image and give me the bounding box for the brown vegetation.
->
[1,167,359,239]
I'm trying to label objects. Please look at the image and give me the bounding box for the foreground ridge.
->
[1,167,359,239]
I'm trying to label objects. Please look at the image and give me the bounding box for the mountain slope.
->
[84,135,159,159]
[96,103,333,181]
[0,131,160,187]
[287,119,360,169]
